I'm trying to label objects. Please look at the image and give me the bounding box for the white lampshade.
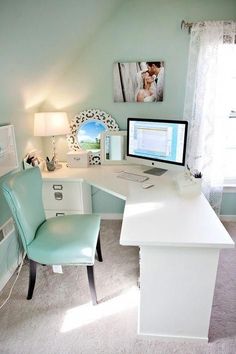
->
[34,112,70,137]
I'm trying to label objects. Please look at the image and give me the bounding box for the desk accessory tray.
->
[175,170,202,197]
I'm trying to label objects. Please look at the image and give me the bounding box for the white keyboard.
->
[117,171,149,183]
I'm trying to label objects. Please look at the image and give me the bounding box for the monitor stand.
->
[144,167,167,176]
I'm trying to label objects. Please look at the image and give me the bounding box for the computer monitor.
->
[127,118,188,176]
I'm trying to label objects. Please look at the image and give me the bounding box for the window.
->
[225,111,236,185]
[224,46,236,186]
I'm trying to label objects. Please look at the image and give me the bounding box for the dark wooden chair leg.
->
[27,259,37,300]
[87,265,97,305]
[96,233,103,262]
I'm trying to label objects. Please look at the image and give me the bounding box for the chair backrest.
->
[1,167,46,252]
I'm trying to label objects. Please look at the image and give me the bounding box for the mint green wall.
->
[42,0,236,215]
[92,187,125,215]
[43,0,236,122]
[221,193,236,216]
[0,0,235,289]
[0,0,125,289]
[0,0,44,287]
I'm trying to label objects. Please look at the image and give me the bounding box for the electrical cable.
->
[0,252,26,310]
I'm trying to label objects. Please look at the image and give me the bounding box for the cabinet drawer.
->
[42,181,83,211]
[45,210,83,219]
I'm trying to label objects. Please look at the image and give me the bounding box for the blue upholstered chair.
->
[1,167,103,305]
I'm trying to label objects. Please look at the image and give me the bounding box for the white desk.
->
[42,164,234,342]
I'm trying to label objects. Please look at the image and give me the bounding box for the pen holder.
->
[175,171,202,197]
[46,160,55,172]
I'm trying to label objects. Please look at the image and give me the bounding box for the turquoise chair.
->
[2,167,102,305]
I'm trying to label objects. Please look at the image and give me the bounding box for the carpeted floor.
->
[0,220,235,354]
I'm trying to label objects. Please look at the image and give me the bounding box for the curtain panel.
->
[183,21,236,214]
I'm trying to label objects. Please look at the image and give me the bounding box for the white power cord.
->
[0,252,26,310]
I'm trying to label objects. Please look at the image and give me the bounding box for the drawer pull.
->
[53,184,63,190]
[56,212,65,216]
[54,192,63,200]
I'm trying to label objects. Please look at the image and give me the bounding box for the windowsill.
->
[223,182,236,192]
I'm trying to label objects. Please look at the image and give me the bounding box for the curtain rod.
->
[181,20,193,33]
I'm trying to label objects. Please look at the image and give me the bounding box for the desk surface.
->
[42,164,234,249]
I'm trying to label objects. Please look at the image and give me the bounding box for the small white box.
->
[175,171,202,197]
[66,151,89,168]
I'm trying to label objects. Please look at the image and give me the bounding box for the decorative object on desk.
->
[34,112,70,169]
[0,125,18,177]
[45,157,56,172]
[66,150,89,168]
[100,131,127,165]
[175,169,202,197]
[67,109,119,165]
[23,150,44,170]
[113,61,164,102]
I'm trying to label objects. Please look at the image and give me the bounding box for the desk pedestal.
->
[42,164,234,341]
[139,246,219,342]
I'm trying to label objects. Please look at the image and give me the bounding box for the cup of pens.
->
[185,166,202,196]
[46,157,55,172]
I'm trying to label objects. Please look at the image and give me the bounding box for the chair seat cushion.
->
[27,214,101,265]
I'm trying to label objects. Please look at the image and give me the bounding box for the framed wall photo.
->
[113,61,164,103]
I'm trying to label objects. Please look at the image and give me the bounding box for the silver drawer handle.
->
[53,184,63,190]
[54,192,63,200]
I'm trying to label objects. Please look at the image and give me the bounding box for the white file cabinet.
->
[42,180,92,218]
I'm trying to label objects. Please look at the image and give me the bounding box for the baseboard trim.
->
[137,331,208,343]
[100,213,123,220]
[220,215,236,222]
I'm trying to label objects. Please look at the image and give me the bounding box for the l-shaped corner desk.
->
[41,163,234,342]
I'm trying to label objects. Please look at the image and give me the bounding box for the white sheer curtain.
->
[183,21,236,214]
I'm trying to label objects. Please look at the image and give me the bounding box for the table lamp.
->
[34,112,70,169]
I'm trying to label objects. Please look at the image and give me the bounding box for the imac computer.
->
[127,118,188,176]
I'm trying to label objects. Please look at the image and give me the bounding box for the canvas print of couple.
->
[113,61,164,103]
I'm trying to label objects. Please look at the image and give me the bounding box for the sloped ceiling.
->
[0,0,125,110]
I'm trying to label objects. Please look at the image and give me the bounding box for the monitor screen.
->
[127,118,188,169]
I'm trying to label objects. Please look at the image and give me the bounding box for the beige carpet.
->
[0,220,235,354]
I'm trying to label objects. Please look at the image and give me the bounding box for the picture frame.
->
[67,109,119,165]
[113,61,165,103]
[100,131,127,165]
